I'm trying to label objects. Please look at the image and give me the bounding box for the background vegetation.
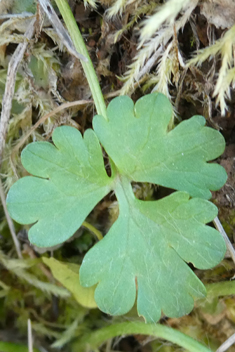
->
[0,0,235,351]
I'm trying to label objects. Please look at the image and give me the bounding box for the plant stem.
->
[205,281,235,298]
[82,221,103,241]
[54,0,107,119]
[73,321,213,352]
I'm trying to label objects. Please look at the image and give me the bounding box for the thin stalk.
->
[54,0,107,119]
[74,321,213,352]
[205,280,235,298]
[82,221,103,241]
[216,332,235,352]
[196,281,235,308]
[27,319,33,352]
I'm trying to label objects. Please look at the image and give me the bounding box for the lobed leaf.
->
[6,93,227,322]
[93,93,227,199]
[7,126,112,247]
[80,176,226,322]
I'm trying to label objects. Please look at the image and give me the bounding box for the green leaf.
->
[80,176,226,322]
[7,126,112,247]
[93,93,227,199]
[6,93,227,322]
[42,257,97,308]
[0,342,39,352]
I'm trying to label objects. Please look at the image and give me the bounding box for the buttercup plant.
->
[6,92,227,322]
[5,0,228,349]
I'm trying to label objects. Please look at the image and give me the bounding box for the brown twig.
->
[0,178,22,259]
[213,216,235,264]
[216,332,235,352]
[38,0,87,62]
[27,318,33,352]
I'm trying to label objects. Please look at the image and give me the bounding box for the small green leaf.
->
[7,126,112,247]
[93,93,227,199]
[80,176,226,322]
[42,257,97,308]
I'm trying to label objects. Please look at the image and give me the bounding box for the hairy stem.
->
[74,321,213,352]
[54,0,107,119]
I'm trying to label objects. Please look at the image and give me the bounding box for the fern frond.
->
[140,0,198,44]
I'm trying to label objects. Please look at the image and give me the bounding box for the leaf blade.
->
[7,126,112,247]
[80,176,226,322]
[93,93,227,199]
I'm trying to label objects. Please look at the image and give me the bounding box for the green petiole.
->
[73,321,213,352]
[54,0,107,119]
